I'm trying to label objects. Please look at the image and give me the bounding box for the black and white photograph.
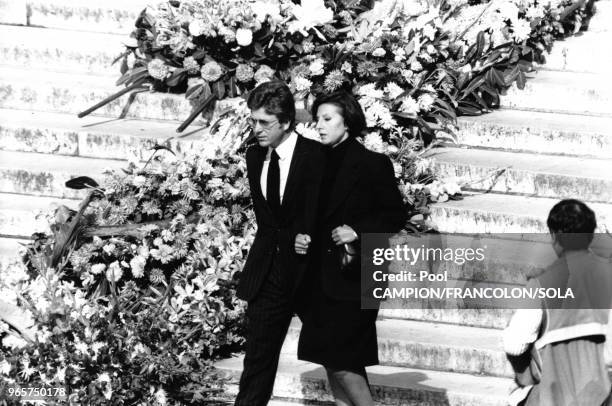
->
[0,0,611,404]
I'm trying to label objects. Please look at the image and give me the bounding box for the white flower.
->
[385,82,404,99]
[97,372,113,400]
[102,243,116,255]
[154,388,168,405]
[161,229,174,242]
[287,0,334,34]
[130,256,146,278]
[526,6,544,20]
[0,359,11,375]
[252,1,282,23]
[393,47,406,62]
[363,132,385,153]
[106,261,123,283]
[393,162,403,178]
[372,47,386,57]
[418,93,435,111]
[512,19,532,42]
[309,59,325,76]
[426,44,436,55]
[400,96,420,114]
[401,69,414,82]
[148,59,170,80]
[496,0,519,22]
[201,61,224,82]
[189,19,207,36]
[293,76,312,92]
[423,24,437,41]
[295,123,320,141]
[254,65,275,83]
[340,61,352,73]
[410,60,423,72]
[357,83,384,100]
[236,28,253,46]
[132,175,147,187]
[3,335,27,350]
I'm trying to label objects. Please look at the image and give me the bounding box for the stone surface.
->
[0,66,197,122]
[501,70,612,116]
[428,147,612,203]
[0,192,79,237]
[0,150,125,198]
[0,109,208,160]
[0,25,129,75]
[430,192,612,234]
[215,355,513,406]
[0,0,27,25]
[455,109,612,158]
[282,318,513,378]
[26,0,149,34]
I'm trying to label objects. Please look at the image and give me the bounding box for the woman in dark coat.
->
[294,91,406,405]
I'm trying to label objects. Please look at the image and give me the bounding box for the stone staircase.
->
[1,1,612,405]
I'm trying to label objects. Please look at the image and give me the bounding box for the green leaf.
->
[516,71,526,90]
[213,80,225,99]
[66,176,99,190]
[166,68,187,87]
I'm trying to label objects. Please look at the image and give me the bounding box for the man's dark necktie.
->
[267,149,281,218]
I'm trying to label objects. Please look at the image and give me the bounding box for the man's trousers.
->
[235,256,294,406]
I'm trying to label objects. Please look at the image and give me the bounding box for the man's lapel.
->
[324,139,362,219]
[250,145,269,209]
[281,135,308,210]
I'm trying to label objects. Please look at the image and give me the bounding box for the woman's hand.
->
[295,234,311,255]
[331,225,358,245]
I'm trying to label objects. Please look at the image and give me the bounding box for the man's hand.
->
[331,225,358,245]
[295,234,311,255]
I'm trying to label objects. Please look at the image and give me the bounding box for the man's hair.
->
[247,81,295,130]
[311,90,367,139]
[547,199,597,250]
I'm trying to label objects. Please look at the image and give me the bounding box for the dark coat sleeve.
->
[349,153,406,236]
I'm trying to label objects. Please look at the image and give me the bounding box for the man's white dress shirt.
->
[260,132,298,204]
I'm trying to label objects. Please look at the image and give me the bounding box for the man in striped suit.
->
[235,81,323,405]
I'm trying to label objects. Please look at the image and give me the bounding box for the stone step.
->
[429,192,612,233]
[281,318,512,378]
[588,0,612,33]
[0,66,197,123]
[501,70,612,116]
[215,354,513,406]
[0,150,125,198]
[540,31,612,74]
[0,192,79,237]
[0,237,28,262]
[26,0,149,34]
[378,308,513,329]
[0,25,130,75]
[455,109,612,158]
[0,109,207,161]
[428,147,612,203]
[0,0,26,25]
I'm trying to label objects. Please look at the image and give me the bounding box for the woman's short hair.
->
[247,80,296,130]
[547,199,597,250]
[311,90,367,139]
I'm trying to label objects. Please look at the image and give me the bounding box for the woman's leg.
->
[326,367,374,406]
[326,368,353,406]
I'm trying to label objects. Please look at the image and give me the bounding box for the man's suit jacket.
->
[237,134,323,302]
[316,138,406,301]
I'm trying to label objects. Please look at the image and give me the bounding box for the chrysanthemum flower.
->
[323,70,344,92]
[235,64,254,82]
[183,56,200,74]
[149,268,165,284]
[148,59,170,80]
[254,65,275,83]
[201,61,224,82]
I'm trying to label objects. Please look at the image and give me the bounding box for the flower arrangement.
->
[79,0,594,145]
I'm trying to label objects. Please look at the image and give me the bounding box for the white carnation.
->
[400,96,420,114]
[106,261,123,283]
[130,256,146,278]
[236,28,253,46]
[309,59,325,76]
[385,82,404,99]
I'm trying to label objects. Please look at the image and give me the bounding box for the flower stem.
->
[176,94,216,133]
[77,82,147,118]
